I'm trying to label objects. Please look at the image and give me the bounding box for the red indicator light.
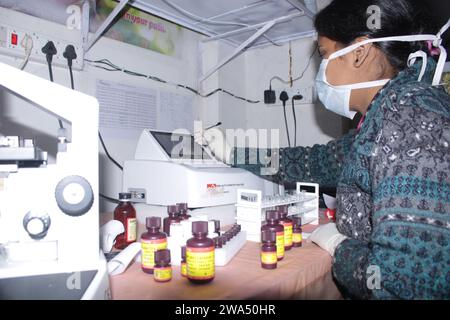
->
[11,33,18,46]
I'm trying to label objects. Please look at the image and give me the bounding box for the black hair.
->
[314,0,439,71]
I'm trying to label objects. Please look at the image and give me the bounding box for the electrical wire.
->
[270,43,318,87]
[19,34,33,70]
[98,131,123,171]
[100,193,120,203]
[282,102,291,147]
[84,58,261,103]
[44,50,64,130]
[69,65,74,90]
[291,98,297,147]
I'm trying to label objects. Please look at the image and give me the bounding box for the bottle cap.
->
[168,205,178,215]
[146,216,161,229]
[292,216,302,227]
[154,249,171,264]
[181,246,186,259]
[118,192,132,201]
[265,210,279,223]
[276,205,288,217]
[261,229,276,243]
[177,203,188,211]
[192,221,208,235]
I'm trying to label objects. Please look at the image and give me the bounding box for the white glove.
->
[309,223,348,257]
[194,127,233,164]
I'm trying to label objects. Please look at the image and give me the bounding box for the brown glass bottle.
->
[163,205,180,236]
[154,249,172,282]
[176,202,191,220]
[113,192,137,250]
[261,210,285,261]
[186,221,215,284]
[277,205,293,251]
[181,246,187,277]
[292,217,303,248]
[140,217,167,274]
[261,229,277,269]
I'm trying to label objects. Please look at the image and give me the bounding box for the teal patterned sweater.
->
[231,58,450,299]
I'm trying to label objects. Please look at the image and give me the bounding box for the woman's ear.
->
[353,37,373,68]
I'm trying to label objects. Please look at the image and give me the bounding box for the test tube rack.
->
[167,218,247,267]
[236,182,319,242]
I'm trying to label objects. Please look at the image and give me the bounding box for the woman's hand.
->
[309,223,348,256]
[194,127,233,164]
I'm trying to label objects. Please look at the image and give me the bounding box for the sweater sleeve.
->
[332,87,450,299]
[230,130,356,188]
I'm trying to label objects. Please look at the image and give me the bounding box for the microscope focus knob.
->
[23,211,51,240]
[55,175,94,217]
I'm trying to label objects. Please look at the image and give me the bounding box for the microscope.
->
[0,62,109,299]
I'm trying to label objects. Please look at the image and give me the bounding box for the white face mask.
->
[315,19,450,119]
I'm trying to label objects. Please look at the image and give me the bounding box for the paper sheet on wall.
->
[159,90,194,132]
[96,80,194,139]
[97,79,157,139]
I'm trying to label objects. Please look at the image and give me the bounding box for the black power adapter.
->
[264,86,276,104]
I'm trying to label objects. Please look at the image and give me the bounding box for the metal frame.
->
[81,0,315,79]
[199,12,304,82]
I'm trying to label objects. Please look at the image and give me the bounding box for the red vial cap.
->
[154,249,171,264]
[265,210,279,222]
[292,216,302,227]
[146,216,161,229]
[168,205,178,215]
[261,229,276,243]
[192,221,208,235]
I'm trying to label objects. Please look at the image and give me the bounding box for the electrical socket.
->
[267,86,316,106]
[0,23,83,70]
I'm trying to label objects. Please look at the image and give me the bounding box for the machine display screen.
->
[150,131,211,160]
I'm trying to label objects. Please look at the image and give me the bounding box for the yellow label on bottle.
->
[261,251,277,265]
[282,222,293,247]
[127,218,137,242]
[276,232,285,259]
[154,267,172,282]
[181,262,187,277]
[293,232,302,244]
[141,238,167,269]
[186,246,215,280]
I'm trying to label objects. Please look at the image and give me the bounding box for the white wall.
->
[244,37,344,147]
[200,36,344,148]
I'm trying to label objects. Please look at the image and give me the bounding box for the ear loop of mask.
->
[408,51,428,82]
[327,32,450,87]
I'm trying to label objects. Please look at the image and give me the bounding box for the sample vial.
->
[261,229,277,269]
[186,221,215,284]
[163,205,181,236]
[176,203,191,220]
[181,246,187,277]
[113,192,137,250]
[154,249,172,282]
[292,217,303,248]
[277,205,293,251]
[261,210,285,261]
[141,217,168,274]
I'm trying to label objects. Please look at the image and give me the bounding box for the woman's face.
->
[317,35,391,112]
[317,36,361,86]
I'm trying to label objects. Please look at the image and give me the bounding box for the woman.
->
[196,0,449,299]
